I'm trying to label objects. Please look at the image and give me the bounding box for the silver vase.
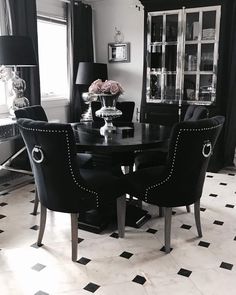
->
[95,94,122,135]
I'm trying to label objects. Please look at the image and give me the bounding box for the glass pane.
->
[150,74,162,99]
[183,75,196,101]
[166,14,178,42]
[186,13,199,41]
[165,74,176,99]
[199,75,215,101]
[149,45,162,70]
[185,44,198,71]
[165,45,177,71]
[151,15,163,42]
[200,44,214,71]
[37,20,68,98]
[202,11,216,40]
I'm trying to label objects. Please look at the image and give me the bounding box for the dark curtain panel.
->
[7,0,41,105]
[223,0,236,166]
[67,1,94,122]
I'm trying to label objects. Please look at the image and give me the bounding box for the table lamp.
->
[76,62,108,121]
[0,35,37,116]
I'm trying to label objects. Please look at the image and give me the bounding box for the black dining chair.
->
[15,105,93,215]
[17,118,127,261]
[135,105,209,170]
[126,116,224,253]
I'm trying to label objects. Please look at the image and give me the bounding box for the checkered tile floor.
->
[1,169,236,294]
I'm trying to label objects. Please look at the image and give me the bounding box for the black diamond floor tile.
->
[77,257,91,265]
[234,236,236,241]
[209,193,218,197]
[132,275,146,285]
[228,173,235,176]
[110,232,119,239]
[31,263,46,272]
[30,225,39,230]
[120,251,133,259]
[31,243,43,249]
[181,224,192,230]
[78,237,84,244]
[200,207,206,212]
[146,228,157,234]
[220,182,227,186]
[30,189,36,193]
[0,192,9,196]
[198,241,210,248]
[206,175,214,178]
[0,202,8,206]
[213,220,224,226]
[160,246,173,252]
[220,262,233,270]
[83,282,100,293]
[0,214,6,219]
[172,211,176,215]
[225,204,235,208]
[30,212,39,216]
[0,230,4,233]
[30,199,35,203]
[177,268,192,277]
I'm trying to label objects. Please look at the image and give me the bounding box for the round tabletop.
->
[72,122,171,153]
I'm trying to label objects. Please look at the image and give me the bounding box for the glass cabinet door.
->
[147,6,221,105]
[147,10,180,103]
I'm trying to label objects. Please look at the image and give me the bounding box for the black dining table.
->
[71,121,171,233]
[72,121,171,153]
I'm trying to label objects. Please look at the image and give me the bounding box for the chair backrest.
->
[147,116,225,207]
[15,105,48,121]
[17,118,98,213]
[91,101,135,122]
[184,105,209,121]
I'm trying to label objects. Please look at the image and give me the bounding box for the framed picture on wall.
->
[108,43,130,63]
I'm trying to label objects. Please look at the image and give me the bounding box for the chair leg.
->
[71,213,79,262]
[159,207,164,217]
[186,205,191,213]
[117,195,126,238]
[194,200,202,238]
[164,207,172,253]
[32,188,39,215]
[37,204,47,246]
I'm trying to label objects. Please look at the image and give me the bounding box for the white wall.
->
[86,0,144,121]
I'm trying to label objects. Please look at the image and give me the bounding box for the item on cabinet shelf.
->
[202,28,215,40]
[193,22,199,40]
[188,55,197,71]
[186,23,193,40]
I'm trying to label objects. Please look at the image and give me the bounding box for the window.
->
[37,18,68,99]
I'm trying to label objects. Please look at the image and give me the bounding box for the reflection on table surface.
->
[71,121,171,152]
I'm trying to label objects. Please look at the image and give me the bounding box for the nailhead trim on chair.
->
[144,124,222,202]
[18,124,100,207]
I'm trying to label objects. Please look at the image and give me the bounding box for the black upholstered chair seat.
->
[126,116,225,253]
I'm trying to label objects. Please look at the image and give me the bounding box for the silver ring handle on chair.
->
[32,146,44,163]
[202,141,212,158]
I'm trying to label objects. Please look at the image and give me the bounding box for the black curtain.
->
[7,0,41,105]
[67,1,94,122]
[223,0,236,166]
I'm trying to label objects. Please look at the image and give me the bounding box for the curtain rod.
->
[58,0,82,3]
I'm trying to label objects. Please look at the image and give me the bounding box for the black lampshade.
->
[0,35,37,67]
[76,62,108,85]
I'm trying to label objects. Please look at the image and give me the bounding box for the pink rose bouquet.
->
[89,79,124,95]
